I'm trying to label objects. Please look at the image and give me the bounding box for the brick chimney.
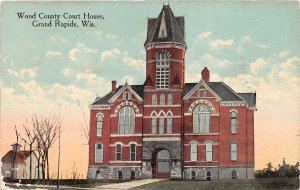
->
[11,143,21,152]
[112,80,117,91]
[201,67,210,82]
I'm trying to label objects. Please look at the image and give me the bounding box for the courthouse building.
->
[87,5,256,180]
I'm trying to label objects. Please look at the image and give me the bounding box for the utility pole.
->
[57,103,61,189]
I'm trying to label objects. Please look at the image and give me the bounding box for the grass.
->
[133,178,300,190]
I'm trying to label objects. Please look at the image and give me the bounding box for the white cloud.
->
[250,58,268,72]
[210,39,234,49]
[50,83,92,100]
[280,56,300,68]
[240,36,251,43]
[50,34,67,43]
[123,53,144,71]
[62,68,74,77]
[7,67,38,78]
[257,43,268,49]
[198,32,212,39]
[105,33,118,40]
[279,50,290,58]
[46,50,62,58]
[68,43,97,62]
[121,75,135,85]
[100,48,121,61]
[7,68,19,77]
[18,80,44,96]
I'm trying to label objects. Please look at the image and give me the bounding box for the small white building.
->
[1,143,39,179]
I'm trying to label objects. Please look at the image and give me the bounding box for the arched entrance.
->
[152,150,171,178]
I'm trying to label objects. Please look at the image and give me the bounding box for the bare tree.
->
[32,114,59,179]
[11,125,19,179]
[70,162,80,179]
[19,120,37,179]
[77,100,89,145]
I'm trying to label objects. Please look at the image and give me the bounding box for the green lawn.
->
[133,178,300,190]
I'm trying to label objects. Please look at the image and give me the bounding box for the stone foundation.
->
[87,166,142,180]
[183,166,254,180]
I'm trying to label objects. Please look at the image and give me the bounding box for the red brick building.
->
[87,5,256,180]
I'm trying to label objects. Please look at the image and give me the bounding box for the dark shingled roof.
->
[238,93,256,107]
[91,85,144,105]
[184,82,244,101]
[144,5,185,47]
[1,151,31,164]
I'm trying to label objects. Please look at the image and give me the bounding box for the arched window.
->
[151,113,157,134]
[206,142,213,161]
[190,143,197,161]
[166,113,172,134]
[96,114,103,136]
[159,114,164,134]
[160,94,165,105]
[167,94,173,105]
[230,170,237,179]
[193,105,210,133]
[230,111,237,134]
[152,94,157,105]
[130,144,136,161]
[116,144,122,161]
[206,170,212,181]
[118,106,135,134]
[156,51,170,89]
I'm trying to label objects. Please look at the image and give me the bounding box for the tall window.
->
[130,144,136,161]
[152,94,157,105]
[166,113,172,134]
[151,115,157,134]
[190,143,197,161]
[116,144,122,161]
[231,143,237,161]
[96,114,103,136]
[95,143,103,163]
[206,142,213,161]
[123,92,132,100]
[193,105,210,133]
[160,94,165,105]
[231,111,237,134]
[156,51,170,89]
[159,116,164,134]
[167,94,173,105]
[118,106,135,134]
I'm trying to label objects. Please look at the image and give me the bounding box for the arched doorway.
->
[131,170,135,180]
[153,150,171,178]
[118,170,123,180]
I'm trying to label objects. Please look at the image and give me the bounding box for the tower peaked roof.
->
[144,5,186,47]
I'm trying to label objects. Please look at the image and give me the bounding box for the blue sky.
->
[1,1,299,175]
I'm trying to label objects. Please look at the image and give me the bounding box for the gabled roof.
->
[183,82,244,101]
[91,85,144,106]
[1,151,32,164]
[238,93,256,108]
[144,5,186,47]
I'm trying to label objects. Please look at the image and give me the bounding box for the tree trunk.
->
[46,151,50,179]
[29,145,32,179]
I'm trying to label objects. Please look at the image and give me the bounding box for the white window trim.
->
[130,144,136,161]
[116,144,122,161]
[95,143,103,163]
[190,143,198,161]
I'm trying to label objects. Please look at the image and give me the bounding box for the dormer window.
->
[158,11,167,38]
